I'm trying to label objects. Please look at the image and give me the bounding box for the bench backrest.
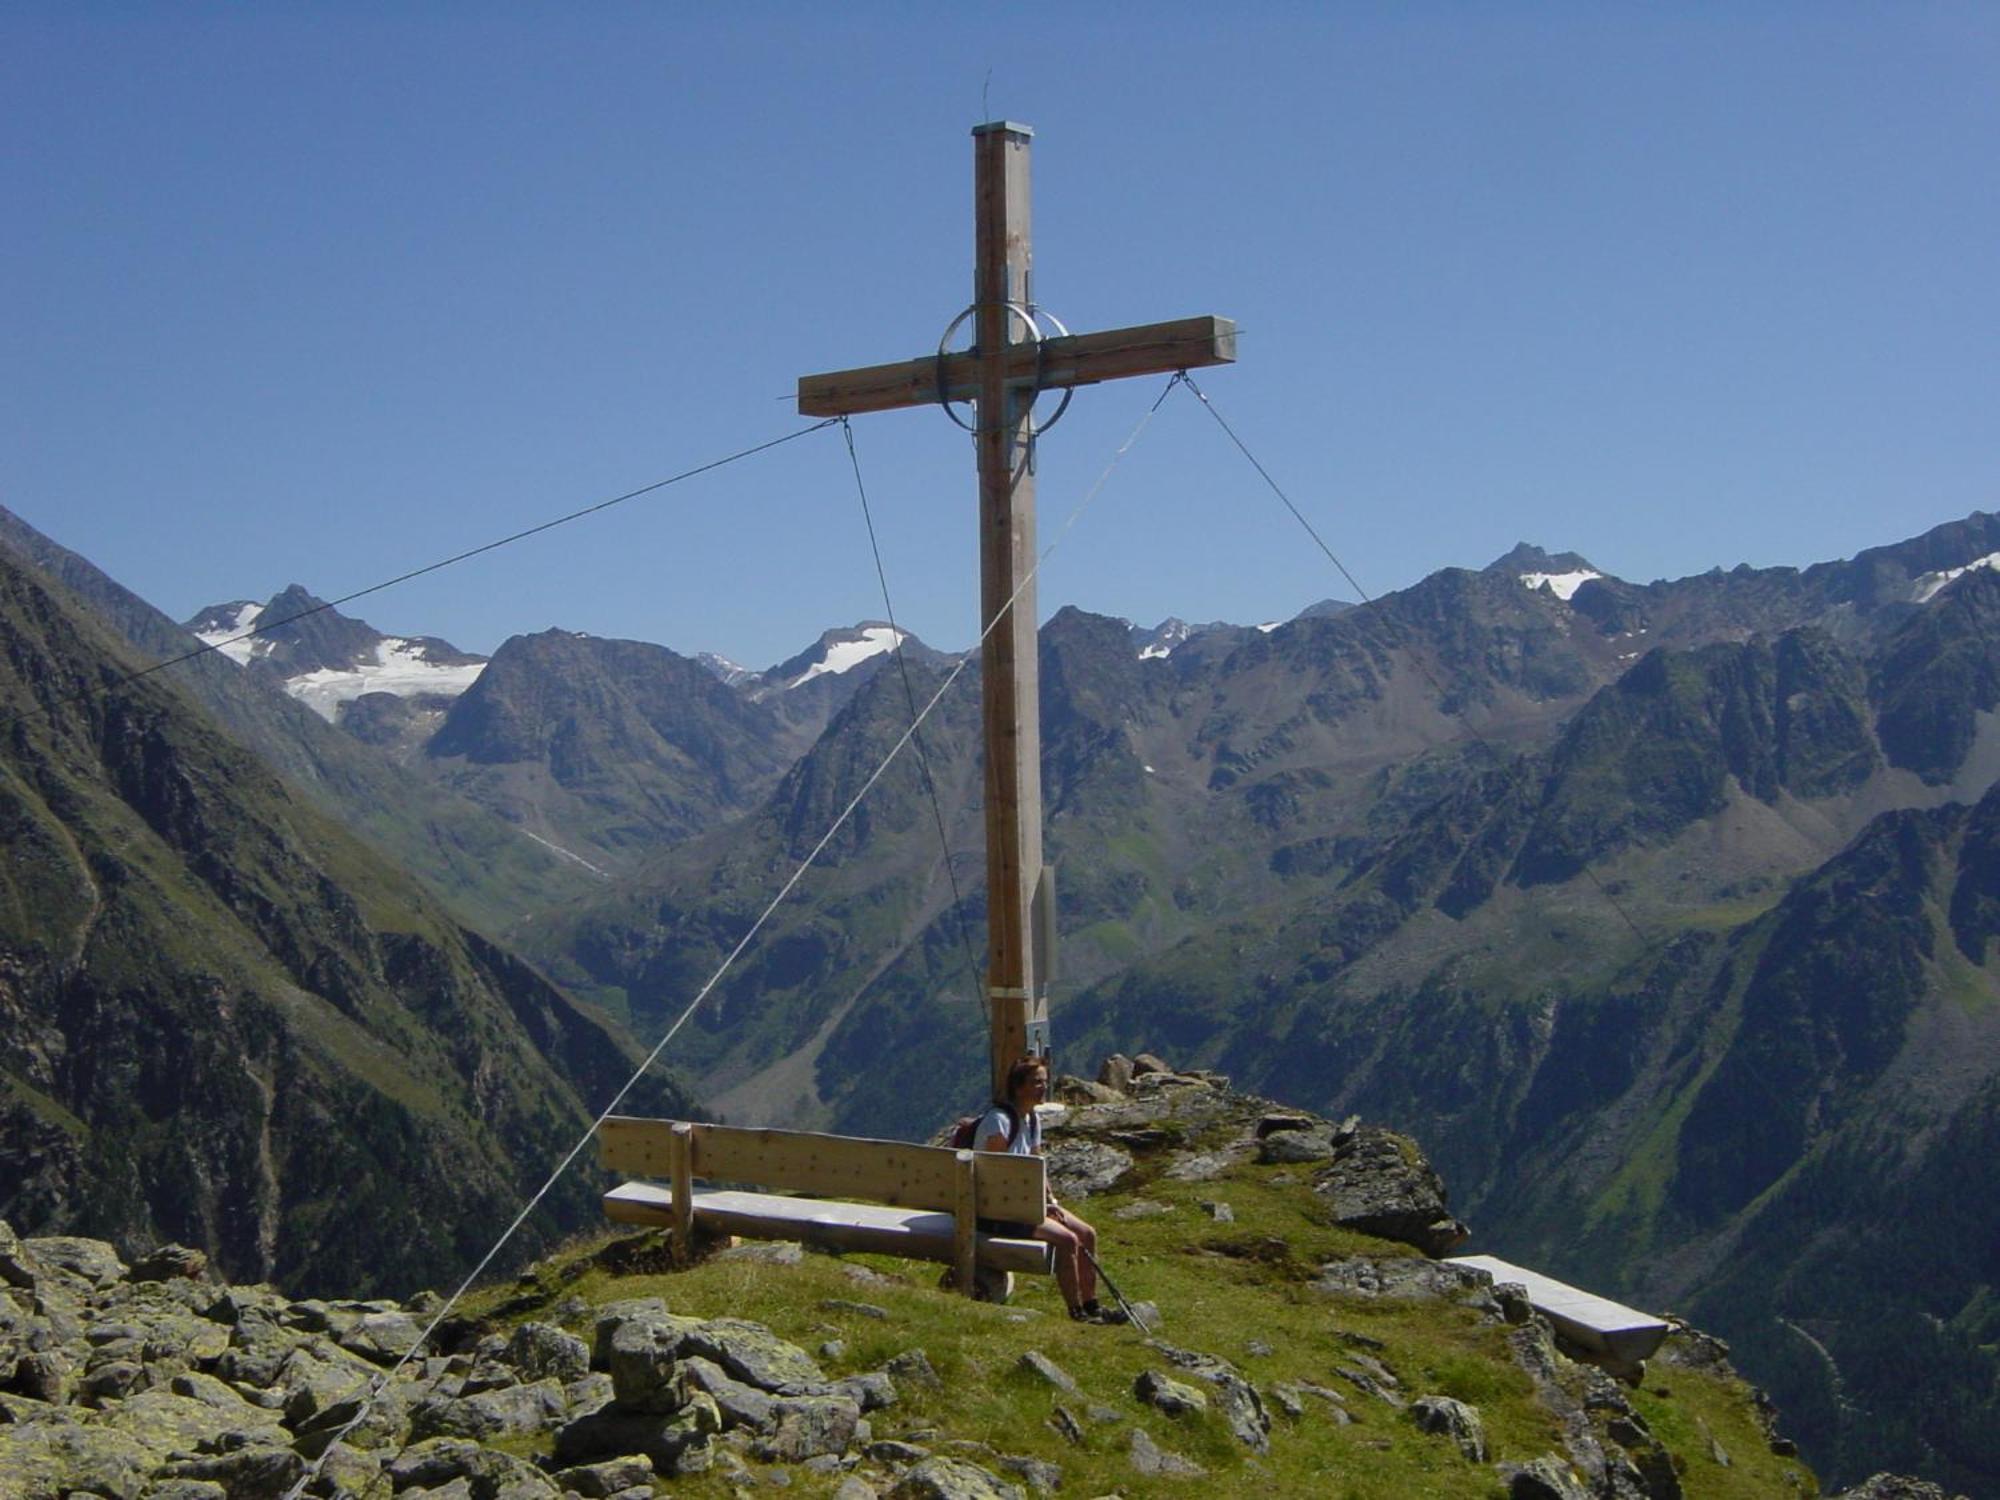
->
[598,1116,1046,1226]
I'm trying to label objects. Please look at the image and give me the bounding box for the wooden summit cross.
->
[798,122,1235,1098]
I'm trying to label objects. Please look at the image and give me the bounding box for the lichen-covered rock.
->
[1143,1343,1269,1450]
[834,1370,897,1412]
[1311,1127,1469,1255]
[385,1437,560,1500]
[748,1393,860,1462]
[551,1454,654,1498]
[0,1221,41,1289]
[680,1318,824,1394]
[552,1398,717,1475]
[26,1238,127,1289]
[409,1378,566,1441]
[338,1310,424,1365]
[1312,1254,1490,1301]
[1831,1477,1969,1500]
[1500,1455,1591,1499]
[127,1247,207,1285]
[887,1455,1025,1499]
[0,1421,156,1500]
[92,1390,276,1460]
[600,1309,703,1413]
[158,1443,307,1500]
[997,1453,1060,1494]
[672,1356,774,1430]
[1411,1393,1487,1462]
[503,1322,588,1384]
[1133,1370,1206,1417]
[1259,1128,1338,1164]
[1042,1139,1132,1198]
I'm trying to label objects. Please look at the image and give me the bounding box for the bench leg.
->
[670,1121,695,1265]
[953,1149,978,1299]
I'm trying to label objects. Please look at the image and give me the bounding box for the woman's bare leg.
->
[1037,1218,1084,1312]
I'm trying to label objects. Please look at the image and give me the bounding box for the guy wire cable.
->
[840,414,985,1009]
[282,373,1184,1500]
[46,418,840,716]
[1176,372,1651,947]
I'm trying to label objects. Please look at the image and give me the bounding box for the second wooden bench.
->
[597,1116,1053,1297]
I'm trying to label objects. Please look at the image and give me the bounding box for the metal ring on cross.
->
[932,301,1076,438]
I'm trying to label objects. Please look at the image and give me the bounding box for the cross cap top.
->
[971,120,1034,138]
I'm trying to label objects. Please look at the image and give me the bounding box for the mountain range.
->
[0,530,690,1298]
[5,499,1999,1489]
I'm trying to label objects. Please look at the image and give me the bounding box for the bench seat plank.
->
[605,1182,1053,1274]
[1445,1254,1670,1364]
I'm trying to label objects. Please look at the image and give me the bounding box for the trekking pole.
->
[1081,1244,1151,1334]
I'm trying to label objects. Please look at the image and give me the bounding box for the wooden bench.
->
[597,1116,1053,1297]
[1445,1253,1671,1375]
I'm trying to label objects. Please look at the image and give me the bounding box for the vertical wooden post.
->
[973,120,1048,1101]
[669,1120,695,1263]
[953,1147,979,1298]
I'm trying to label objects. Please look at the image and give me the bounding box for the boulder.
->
[749,1393,861,1462]
[1311,1127,1469,1255]
[503,1322,589,1384]
[887,1455,1025,1499]
[601,1310,704,1412]
[1015,1351,1075,1393]
[158,1443,308,1500]
[0,1421,156,1500]
[834,1370,897,1412]
[386,1437,562,1500]
[1312,1255,1490,1301]
[25,1238,127,1289]
[409,1378,566,1441]
[128,1246,208,1284]
[1831,1478,1968,1500]
[1126,1426,1202,1477]
[1043,1140,1132,1198]
[1133,1371,1206,1417]
[551,1455,655,1498]
[1052,1076,1123,1106]
[997,1453,1061,1493]
[338,1310,425,1365]
[1258,1128,1337,1164]
[551,1397,716,1475]
[680,1319,824,1395]
[1500,1455,1591,1499]
[0,1221,41,1288]
[1411,1393,1487,1462]
[672,1356,775,1430]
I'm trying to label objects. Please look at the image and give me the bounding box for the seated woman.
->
[977,1055,1122,1323]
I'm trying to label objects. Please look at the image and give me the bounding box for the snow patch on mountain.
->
[697,651,756,687]
[1911,552,2000,605]
[286,639,487,720]
[193,602,269,665]
[1138,619,1194,659]
[1520,569,1603,601]
[788,625,904,687]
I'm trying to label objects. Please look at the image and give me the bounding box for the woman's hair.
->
[1002,1053,1048,1105]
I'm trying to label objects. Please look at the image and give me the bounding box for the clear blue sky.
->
[5,5,1993,668]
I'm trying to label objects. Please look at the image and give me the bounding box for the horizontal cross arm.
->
[798,315,1236,418]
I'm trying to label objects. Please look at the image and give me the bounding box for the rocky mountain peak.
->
[183,586,486,723]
